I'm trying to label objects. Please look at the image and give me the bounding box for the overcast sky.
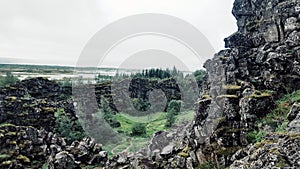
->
[0,0,236,70]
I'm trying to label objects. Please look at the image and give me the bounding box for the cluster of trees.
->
[97,67,186,82]
[95,68,206,91]
[134,67,184,79]
[101,97,120,128]
[0,71,19,87]
[95,74,112,83]
[132,98,151,112]
[193,69,206,87]
[54,109,86,144]
[165,100,182,127]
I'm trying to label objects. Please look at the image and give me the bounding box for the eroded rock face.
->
[230,133,300,169]
[0,123,107,169]
[190,0,300,167]
[287,102,300,133]
[49,151,80,169]
[229,104,300,169]
[0,78,73,131]
[0,124,61,168]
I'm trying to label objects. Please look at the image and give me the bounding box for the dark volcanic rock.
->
[287,102,300,133]
[0,124,63,169]
[48,151,80,169]
[0,123,107,169]
[0,78,64,131]
[230,133,300,169]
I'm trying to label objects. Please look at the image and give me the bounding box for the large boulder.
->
[287,103,300,133]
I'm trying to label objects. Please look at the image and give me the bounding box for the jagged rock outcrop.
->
[190,0,300,167]
[92,78,181,114]
[287,102,300,133]
[230,133,300,168]
[0,123,107,169]
[0,78,70,131]
[230,103,300,169]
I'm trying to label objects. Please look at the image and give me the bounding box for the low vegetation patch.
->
[0,71,19,87]
[103,111,194,156]
[247,90,300,144]
[54,109,86,144]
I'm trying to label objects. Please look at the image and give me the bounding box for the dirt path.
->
[111,138,133,155]
[111,144,121,155]
[122,138,133,153]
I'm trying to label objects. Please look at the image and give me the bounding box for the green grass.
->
[118,112,166,123]
[175,111,194,124]
[114,111,194,137]
[104,110,194,157]
[263,90,300,130]
[277,90,300,104]
[247,90,300,144]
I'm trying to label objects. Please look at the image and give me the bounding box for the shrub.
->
[164,100,182,128]
[131,123,146,136]
[132,98,150,112]
[276,122,287,133]
[165,111,176,128]
[196,162,219,169]
[101,97,120,128]
[247,130,265,143]
[54,109,86,144]
[167,100,182,115]
[193,69,206,83]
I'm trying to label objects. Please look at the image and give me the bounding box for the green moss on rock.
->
[222,85,242,90]
[42,107,55,113]
[5,132,17,137]
[216,95,239,99]
[16,155,30,163]
[0,154,10,160]
[178,145,190,157]
[214,146,241,156]
[0,123,16,128]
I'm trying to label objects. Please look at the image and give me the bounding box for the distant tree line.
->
[96,67,188,82]
[134,67,183,80]
[0,71,19,87]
